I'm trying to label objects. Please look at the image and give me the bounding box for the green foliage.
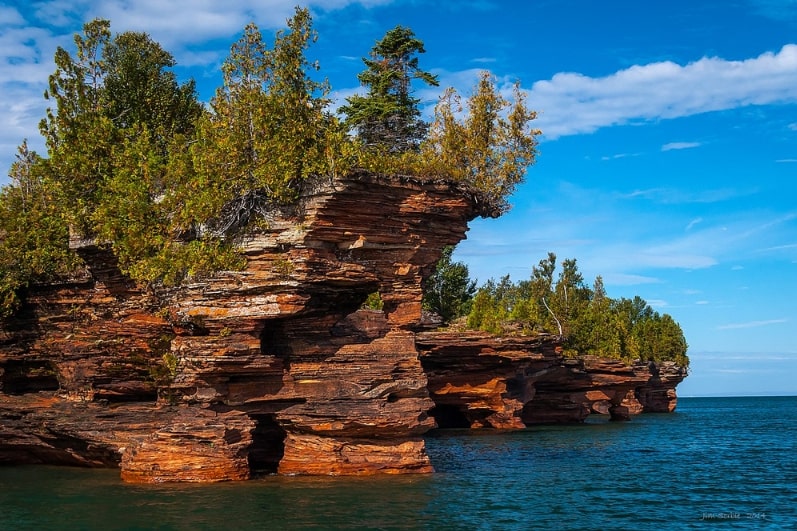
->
[340,26,439,153]
[466,254,689,366]
[32,17,236,286]
[423,73,540,215]
[0,142,79,316]
[423,246,476,323]
[102,31,202,140]
[362,291,384,310]
[1,16,540,316]
[181,8,348,237]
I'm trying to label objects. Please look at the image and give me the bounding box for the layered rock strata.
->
[1,172,480,482]
[416,331,687,427]
[0,172,687,483]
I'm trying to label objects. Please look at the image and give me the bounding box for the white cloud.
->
[620,187,754,204]
[685,217,703,231]
[662,141,702,151]
[717,318,788,330]
[600,152,640,161]
[528,44,797,139]
[601,273,661,286]
[775,158,797,162]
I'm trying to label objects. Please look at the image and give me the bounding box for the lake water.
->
[1,396,795,530]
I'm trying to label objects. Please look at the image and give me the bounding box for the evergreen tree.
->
[425,72,540,215]
[0,142,78,315]
[102,31,202,147]
[185,8,338,236]
[340,25,439,152]
[423,246,476,323]
[40,19,116,234]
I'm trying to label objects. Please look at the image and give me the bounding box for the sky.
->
[1,0,796,396]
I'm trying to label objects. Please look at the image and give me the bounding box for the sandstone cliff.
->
[416,331,687,428]
[0,172,686,483]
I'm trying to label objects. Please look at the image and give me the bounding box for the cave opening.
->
[1,360,60,394]
[260,319,292,361]
[248,414,286,476]
[428,404,471,429]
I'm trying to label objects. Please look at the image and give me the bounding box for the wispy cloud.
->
[619,187,753,204]
[685,217,703,231]
[528,45,797,139]
[662,141,702,151]
[775,158,797,163]
[717,318,788,330]
[600,152,639,161]
[601,273,661,286]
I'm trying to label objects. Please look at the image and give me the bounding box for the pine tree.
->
[423,246,476,323]
[340,26,439,153]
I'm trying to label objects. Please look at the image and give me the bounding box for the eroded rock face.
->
[1,173,479,482]
[0,172,687,482]
[416,331,687,427]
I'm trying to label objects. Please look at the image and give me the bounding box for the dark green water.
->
[1,396,795,530]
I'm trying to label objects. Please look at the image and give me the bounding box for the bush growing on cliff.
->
[466,253,690,366]
[0,142,80,316]
[181,9,345,233]
[421,73,540,216]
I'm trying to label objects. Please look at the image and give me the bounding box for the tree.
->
[40,19,116,234]
[184,8,338,237]
[39,18,202,239]
[102,31,202,147]
[424,72,540,216]
[340,25,439,152]
[423,246,476,323]
[463,252,689,367]
[0,142,78,315]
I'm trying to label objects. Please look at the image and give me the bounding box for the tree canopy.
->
[465,253,690,366]
[0,12,541,317]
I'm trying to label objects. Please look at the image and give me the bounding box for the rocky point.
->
[0,172,686,482]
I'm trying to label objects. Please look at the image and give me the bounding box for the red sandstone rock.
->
[0,173,687,482]
[1,173,479,482]
[417,331,687,426]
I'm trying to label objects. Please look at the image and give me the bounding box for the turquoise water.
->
[1,396,795,530]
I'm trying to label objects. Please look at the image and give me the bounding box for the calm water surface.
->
[1,396,795,530]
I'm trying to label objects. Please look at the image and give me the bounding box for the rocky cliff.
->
[416,331,687,429]
[0,172,686,483]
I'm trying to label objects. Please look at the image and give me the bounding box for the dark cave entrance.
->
[428,404,471,429]
[248,414,287,476]
[1,360,60,394]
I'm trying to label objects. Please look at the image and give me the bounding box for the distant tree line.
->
[0,7,540,316]
[423,250,689,366]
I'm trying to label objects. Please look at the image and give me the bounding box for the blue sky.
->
[1,0,796,396]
